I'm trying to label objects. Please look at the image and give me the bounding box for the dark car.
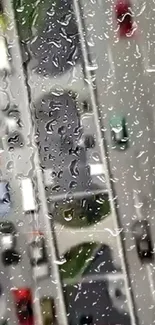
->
[29,235,49,279]
[0,221,16,251]
[110,116,128,149]
[132,220,153,261]
[0,222,20,266]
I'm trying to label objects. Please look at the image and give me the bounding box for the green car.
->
[40,297,55,325]
[110,116,128,149]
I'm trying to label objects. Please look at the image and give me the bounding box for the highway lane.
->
[0,141,42,325]
[64,280,131,325]
[1,0,69,324]
[75,0,155,324]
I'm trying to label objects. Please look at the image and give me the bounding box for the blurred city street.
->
[0,0,155,325]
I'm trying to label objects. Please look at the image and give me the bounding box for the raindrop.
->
[92,152,100,162]
[69,180,77,189]
[134,201,143,209]
[67,45,78,65]
[133,173,141,181]
[55,257,67,265]
[86,64,98,71]
[58,13,72,26]
[137,2,146,16]
[17,221,24,227]
[47,7,55,17]
[104,228,123,236]
[45,120,54,134]
[137,130,143,138]
[52,185,60,192]
[16,6,24,13]
[64,208,73,221]
[6,160,14,172]
[58,126,66,135]
[52,55,59,68]
[69,160,79,177]
[58,171,63,179]
[136,151,145,158]
[0,90,9,111]
[87,36,95,47]
[74,126,82,136]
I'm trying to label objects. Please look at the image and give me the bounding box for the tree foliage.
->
[13,0,57,42]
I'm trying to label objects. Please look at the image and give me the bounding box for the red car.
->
[115,0,134,37]
[11,288,34,325]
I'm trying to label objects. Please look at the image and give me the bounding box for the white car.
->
[29,235,49,279]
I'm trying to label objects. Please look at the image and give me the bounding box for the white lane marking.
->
[146,265,155,302]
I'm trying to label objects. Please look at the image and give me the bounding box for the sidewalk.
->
[55,214,122,268]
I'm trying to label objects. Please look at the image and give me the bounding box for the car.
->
[132,220,153,261]
[0,182,11,217]
[40,297,55,325]
[5,115,24,148]
[115,0,133,37]
[29,234,49,279]
[78,134,96,150]
[0,221,16,251]
[110,116,128,149]
[11,288,34,325]
[21,178,36,213]
[0,222,20,266]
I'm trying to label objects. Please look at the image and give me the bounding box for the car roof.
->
[11,288,32,301]
[110,116,125,127]
[132,220,148,235]
[0,222,15,233]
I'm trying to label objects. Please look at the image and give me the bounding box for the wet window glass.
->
[0,1,154,325]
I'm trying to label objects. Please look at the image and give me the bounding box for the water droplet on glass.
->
[92,152,100,162]
[52,185,60,192]
[134,201,143,209]
[58,13,72,26]
[55,257,67,265]
[64,209,73,221]
[58,126,66,135]
[58,171,63,179]
[6,160,14,172]
[17,221,24,227]
[69,180,77,189]
[69,160,79,177]
[47,7,55,17]
[45,120,53,134]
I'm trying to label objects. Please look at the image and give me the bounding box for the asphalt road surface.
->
[78,0,155,324]
[0,0,69,324]
[28,0,81,77]
[63,280,131,325]
[34,91,106,198]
